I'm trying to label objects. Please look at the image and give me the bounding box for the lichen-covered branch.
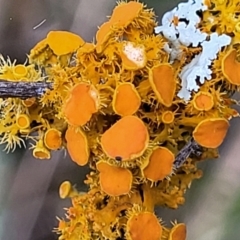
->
[1,0,240,239]
[0,80,53,99]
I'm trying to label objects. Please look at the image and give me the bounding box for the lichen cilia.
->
[0,0,239,239]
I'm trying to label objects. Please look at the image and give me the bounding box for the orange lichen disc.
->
[193,91,214,111]
[33,141,51,160]
[63,83,99,126]
[33,148,50,159]
[44,128,62,150]
[169,223,187,240]
[13,64,28,78]
[149,63,176,107]
[222,49,240,85]
[162,111,175,124]
[59,181,72,199]
[112,83,141,116]
[193,118,229,148]
[110,1,143,27]
[65,126,89,166]
[100,116,149,160]
[96,161,133,196]
[143,147,175,181]
[127,212,162,240]
[22,97,36,107]
[47,31,85,55]
[120,42,147,70]
[96,21,113,53]
[16,114,30,129]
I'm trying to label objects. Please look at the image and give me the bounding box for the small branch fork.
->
[0,80,202,164]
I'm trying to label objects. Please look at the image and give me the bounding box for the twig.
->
[174,138,202,169]
[0,80,53,99]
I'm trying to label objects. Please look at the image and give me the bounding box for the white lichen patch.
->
[154,0,232,101]
[178,33,231,101]
[122,42,146,68]
[155,0,208,61]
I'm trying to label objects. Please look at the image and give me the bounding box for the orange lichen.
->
[149,63,176,107]
[96,21,113,53]
[126,211,162,240]
[101,116,149,160]
[2,2,240,239]
[193,118,229,148]
[63,83,99,126]
[169,223,187,240]
[120,42,147,70]
[65,126,89,166]
[16,114,30,129]
[29,38,55,64]
[112,83,141,116]
[110,1,143,27]
[59,181,79,199]
[76,42,96,64]
[29,38,48,56]
[47,31,85,56]
[142,147,175,182]
[97,161,133,196]
[222,49,240,85]
[44,128,62,150]
[162,111,175,124]
[13,64,28,78]
[193,91,214,111]
[22,97,36,107]
[33,139,51,160]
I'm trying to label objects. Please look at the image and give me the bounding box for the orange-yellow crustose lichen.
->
[100,116,149,160]
[162,111,175,124]
[46,31,84,56]
[193,118,229,148]
[110,1,143,28]
[65,126,89,166]
[59,181,79,199]
[126,212,162,240]
[16,114,30,129]
[142,147,175,182]
[0,0,240,239]
[32,139,51,160]
[22,97,36,107]
[193,91,214,111]
[222,48,240,86]
[97,161,133,196]
[63,83,99,126]
[149,63,176,107]
[13,64,28,78]
[168,223,187,240]
[44,128,62,150]
[112,82,141,116]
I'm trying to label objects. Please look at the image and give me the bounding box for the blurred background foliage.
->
[0,0,240,239]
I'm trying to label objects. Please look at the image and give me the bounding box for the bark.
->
[174,138,202,168]
[0,80,53,99]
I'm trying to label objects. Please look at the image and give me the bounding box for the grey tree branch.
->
[174,138,202,169]
[0,80,53,99]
